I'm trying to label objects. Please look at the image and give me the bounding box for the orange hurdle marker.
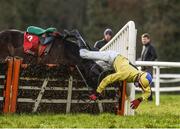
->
[10,57,22,113]
[3,58,13,113]
[117,80,126,115]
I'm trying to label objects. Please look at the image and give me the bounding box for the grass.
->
[0,94,179,128]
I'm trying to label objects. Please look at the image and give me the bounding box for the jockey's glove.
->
[89,92,103,101]
[130,97,143,109]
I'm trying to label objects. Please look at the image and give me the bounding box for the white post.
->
[155,66,160,106]
[126,21,137,115]
[33,78,49,112]
[66,76,73,113]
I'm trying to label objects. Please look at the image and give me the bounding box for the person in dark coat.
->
[94,28,113,50]
[140,33,157,101]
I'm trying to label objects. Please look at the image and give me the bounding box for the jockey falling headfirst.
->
[74,30,152,109]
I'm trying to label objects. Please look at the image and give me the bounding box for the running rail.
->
[136,61,180,106]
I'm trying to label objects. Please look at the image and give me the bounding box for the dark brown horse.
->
[0,29,81,65]
[0,29,105,89]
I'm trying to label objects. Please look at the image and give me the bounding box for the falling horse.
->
[0,29,106,89]
[0,29,120,114]
[0,29,80,64]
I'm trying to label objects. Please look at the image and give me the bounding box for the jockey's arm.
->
[130,83,151,109]
[141,84,151,101]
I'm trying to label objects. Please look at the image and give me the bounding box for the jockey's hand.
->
[89,94,97,101]
[130,98,142,109]
[89,92,103,101]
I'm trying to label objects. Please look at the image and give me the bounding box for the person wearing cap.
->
[94,28,113,50]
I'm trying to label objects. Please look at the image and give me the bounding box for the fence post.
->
[66,76,73,113]
[3,58,13,113]
[155,66,160,106]
[32,78,49,113]
[117,81,126,115]
[10,57,22,113]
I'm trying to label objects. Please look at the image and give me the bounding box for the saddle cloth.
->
[23,32,47,56]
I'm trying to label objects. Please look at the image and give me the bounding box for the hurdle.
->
[3,57,22,113]
[1,21,136,115]
[0,57,126,114]
[3,57,13,113]
[1,63,126,114]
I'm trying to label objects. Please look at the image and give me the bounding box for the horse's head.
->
[63,37,82,65]
[60,30,106,89]
[53,29,94,65]
[62,29,92,49]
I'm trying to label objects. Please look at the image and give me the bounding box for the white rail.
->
[136,61,180,67]
[136,87,180,92]
[135,61,180,106]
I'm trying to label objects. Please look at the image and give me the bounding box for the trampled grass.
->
[0,94,179,128]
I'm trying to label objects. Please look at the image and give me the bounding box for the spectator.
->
[140,33,157,101]
[94,28,113,50]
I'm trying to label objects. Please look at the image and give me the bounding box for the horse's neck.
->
[9,29,24,33]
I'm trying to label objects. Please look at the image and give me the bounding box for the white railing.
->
[135,61,180,106]
[100,21,137,115]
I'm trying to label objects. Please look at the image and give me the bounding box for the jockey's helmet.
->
[134,72,152,90]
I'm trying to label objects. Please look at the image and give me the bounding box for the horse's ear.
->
[62,35,79,47]
[63,29,71,36]
[62,31,78,41]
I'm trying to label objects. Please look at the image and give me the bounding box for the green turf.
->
[0,94,179,128]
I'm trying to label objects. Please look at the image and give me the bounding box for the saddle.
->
[24,26,58,56]
[27,26,57,45]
